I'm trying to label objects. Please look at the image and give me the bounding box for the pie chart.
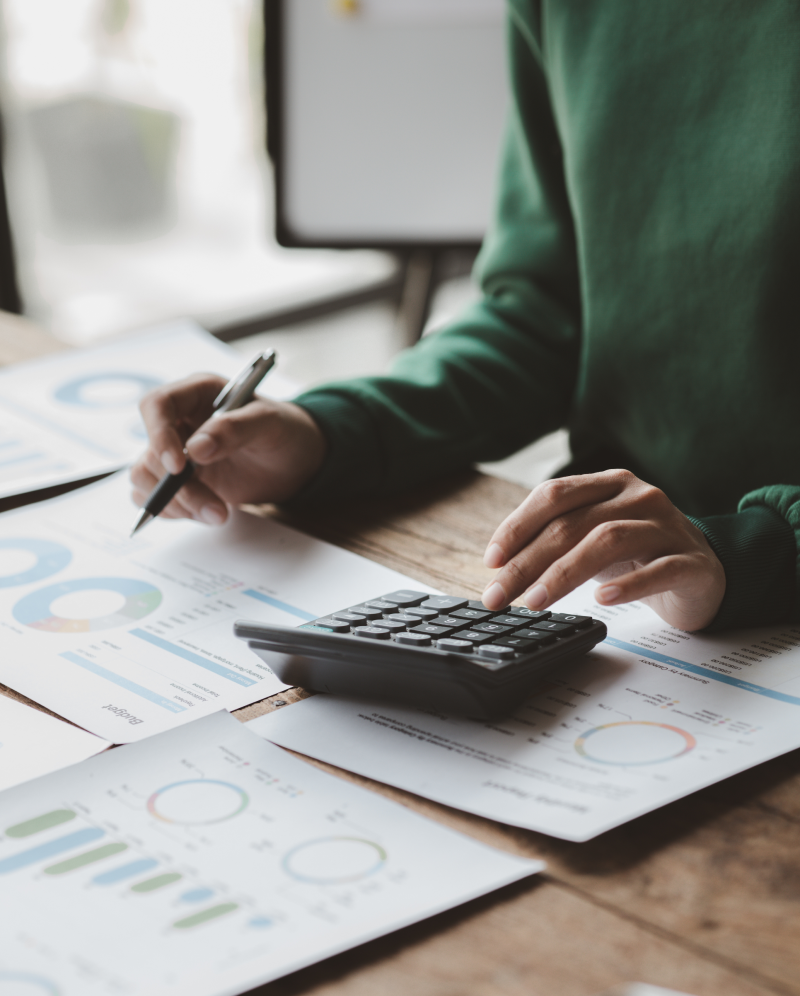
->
[0,539,71,588]
[282,836,387,884]
[147,779,249,825]
[12,577,162,633]
[53,372,161,408]
[574,721,696,766]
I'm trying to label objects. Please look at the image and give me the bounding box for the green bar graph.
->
[44,842,127,875]
[173,902,238,929]
[6,809,76,838]
[131,872,182,893]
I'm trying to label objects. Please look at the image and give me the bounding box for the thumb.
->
[184,402,278,465]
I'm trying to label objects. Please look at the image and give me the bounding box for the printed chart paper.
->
[0,318,296,499]
[0,473,436,743]
[252,581,800,841]
[0,711,541,996]
[0,694,108,791]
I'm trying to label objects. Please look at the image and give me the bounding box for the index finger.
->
[139,373,226,475]
[483,471,629,568]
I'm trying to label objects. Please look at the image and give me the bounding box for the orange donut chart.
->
[574,721,697,766]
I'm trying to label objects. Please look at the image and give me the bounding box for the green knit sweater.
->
[294,0,800,631]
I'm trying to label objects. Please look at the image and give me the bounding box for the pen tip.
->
[130,509,152,538]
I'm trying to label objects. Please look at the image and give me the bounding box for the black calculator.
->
[234,589,607,718]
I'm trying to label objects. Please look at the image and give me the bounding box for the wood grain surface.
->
[1,314,798,996]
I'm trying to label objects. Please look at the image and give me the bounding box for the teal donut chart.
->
[282,836,387,884]
[0,538,71,588]
[54,372,161,408]
[12,577,162,633]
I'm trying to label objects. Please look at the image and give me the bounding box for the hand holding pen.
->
[130,350,327,533]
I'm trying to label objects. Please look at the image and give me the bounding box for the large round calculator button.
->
[436,638,473,654]
[353,626,392,640]
[478,644,517,661]
[395,631,432,647]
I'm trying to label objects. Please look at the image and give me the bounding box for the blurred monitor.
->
[267,0,508,249]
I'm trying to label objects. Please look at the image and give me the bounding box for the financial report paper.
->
[0,318,296,500]
[0,473,436,742]
[0,693,108,791]
[0,711,541,996]
[253,582,800,841]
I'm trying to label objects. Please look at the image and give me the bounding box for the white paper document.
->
[0,473,435,743]
[0,694,108,791]
[0,318,296,499]
[253,582,800,841]
[0,710,541,996]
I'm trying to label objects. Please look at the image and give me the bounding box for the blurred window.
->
[0,0,391,344]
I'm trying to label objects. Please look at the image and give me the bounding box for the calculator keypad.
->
[299,591,603,672]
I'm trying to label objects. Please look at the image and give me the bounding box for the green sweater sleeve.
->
[293,12,581,503]
[689,486,799,631]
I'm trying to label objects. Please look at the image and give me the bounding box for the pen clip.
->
[212,350,276,413]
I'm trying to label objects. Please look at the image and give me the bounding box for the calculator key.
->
[365,600,399,613]
[451,607,492,622]
[353,625,392,640]
[495,635,538,650]
[410,623,453,637]
[420,596,469,612]
[395,631,432,647]
[531,620,575,635]
[332,611,369,625]
[508,607,551,621]
[371,618,407,633]
[477,644,517,662]
[514,628,558,645]
[467,599,499,612]
[431,615,469,630]
[348,604,383,620]
[305,618,351,634]
[392,612,427,624]
[472,621,512,635]
[456,630,495,645]
[382,590,429,607]
[549,613,593,628]
[488,614,527,628]
[404,606,439,620]
[437,638,473,654]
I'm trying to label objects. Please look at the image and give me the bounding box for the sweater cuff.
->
[688,503,796,631]
[288,390,383,506]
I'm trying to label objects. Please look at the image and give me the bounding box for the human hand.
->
[130,373,327,525]
[481,470,726,631]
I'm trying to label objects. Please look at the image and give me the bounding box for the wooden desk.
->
[1,318,798,996]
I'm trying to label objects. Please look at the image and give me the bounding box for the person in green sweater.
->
[131,1,799,633]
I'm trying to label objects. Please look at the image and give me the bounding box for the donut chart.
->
[53,372,162,408]
[574,721,696,766]
[147,779,249,825]
[282,836,387,885]
[12,577,162,633]
[0,538,71,588]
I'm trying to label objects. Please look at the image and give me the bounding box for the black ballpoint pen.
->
[130,349,277,537]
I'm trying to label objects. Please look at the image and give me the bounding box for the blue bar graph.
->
[129,629,256,686]
[242,589,315,621]
[93,858,159,885]
[180,887,215,903]
[0,827,104,875]
[605,638,800,707]
[60,652,186,712]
